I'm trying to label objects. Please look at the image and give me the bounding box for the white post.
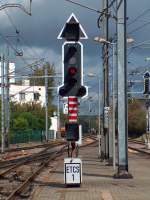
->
[45,64,48,141]
[57,94,60,134]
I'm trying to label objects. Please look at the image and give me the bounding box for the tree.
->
[13,117,29,130]
[10,102,55,131]
[128,99,146,137]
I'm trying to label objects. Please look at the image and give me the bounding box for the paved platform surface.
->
[30,142,150,200]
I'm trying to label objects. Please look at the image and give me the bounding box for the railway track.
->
[0,144,66,200]
[128,139,150,155]
[0,139,64,154]
[128,138,144,144]
[0,141,65,169]
[0,135,96,169]
[0,136,96,199]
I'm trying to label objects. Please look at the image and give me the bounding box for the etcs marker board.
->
[64,158,82,185]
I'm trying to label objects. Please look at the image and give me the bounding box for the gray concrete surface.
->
[30,142,150,200]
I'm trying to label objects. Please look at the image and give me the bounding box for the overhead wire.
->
[0,32,46,77]
[97,0,116,28]
[3,7,41,59]
[4,9,19,33]
[128,8,150,26]
[0,6,47,78]
[128,20,150,35]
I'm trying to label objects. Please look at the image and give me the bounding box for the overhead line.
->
[3,6,43,62]
[4,9,19,33]
[128,20,150,35]
[128,8,150,26]
[65,0,102,14]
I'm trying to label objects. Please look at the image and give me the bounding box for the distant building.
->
[0,61,46,106]
[10,80,46,106]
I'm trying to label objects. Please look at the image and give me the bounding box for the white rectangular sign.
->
[104,106,110,128]
[64,158,82,185]
[63,103,68,114]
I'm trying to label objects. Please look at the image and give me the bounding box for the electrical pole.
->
[112,43,117,170]
[102,0,109,160]
[148,95,150,146]
[88,99,91,133]
[0,1,32,152]
[45,64,48,141]
[5,45,10,148]
[115,0,132,178]
[1,55,5,153]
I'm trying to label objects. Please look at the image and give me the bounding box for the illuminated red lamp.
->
[68,67,77,76]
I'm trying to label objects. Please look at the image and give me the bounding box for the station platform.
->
[30,142,150,200]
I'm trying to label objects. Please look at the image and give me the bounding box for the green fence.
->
[10,129,43,144]
[9,130,57,144]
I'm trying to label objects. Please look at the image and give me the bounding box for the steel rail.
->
[0,141,65,170]
[0,147,65,177]
[6,145,66,200]
[0,136,94,169]
[1,140,64,153]
[0,136,96,175]
[0,136,96,199]
[128,139,150,155]
[128,139,144,145]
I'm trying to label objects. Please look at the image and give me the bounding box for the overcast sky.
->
[0,1,150,72]
[0,0,150,112]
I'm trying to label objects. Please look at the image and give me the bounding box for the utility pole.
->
[0,2,32,153]
[5,45,10,148]
[1,55,5,153]
[102,0,109,160]
[146,98,150,145]
[112,43,117,170]
[115,0,132,178]
[147,95,150,147]
[45,64,48,141]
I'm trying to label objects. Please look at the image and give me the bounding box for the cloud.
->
[0,0,150,103]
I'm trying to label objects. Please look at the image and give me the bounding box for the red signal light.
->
[68,67,77,76]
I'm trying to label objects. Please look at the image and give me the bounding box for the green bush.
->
[14,117,29,130]
[128,99,146,137]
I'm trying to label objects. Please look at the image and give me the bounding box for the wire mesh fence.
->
[9,129,55,144]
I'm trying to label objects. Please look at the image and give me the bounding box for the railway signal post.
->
[58,13,88,186]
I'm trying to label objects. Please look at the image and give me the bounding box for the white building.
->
[10,82,46,106]
[0,62,46,106]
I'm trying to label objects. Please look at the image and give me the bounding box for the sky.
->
[0,0,150,114]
